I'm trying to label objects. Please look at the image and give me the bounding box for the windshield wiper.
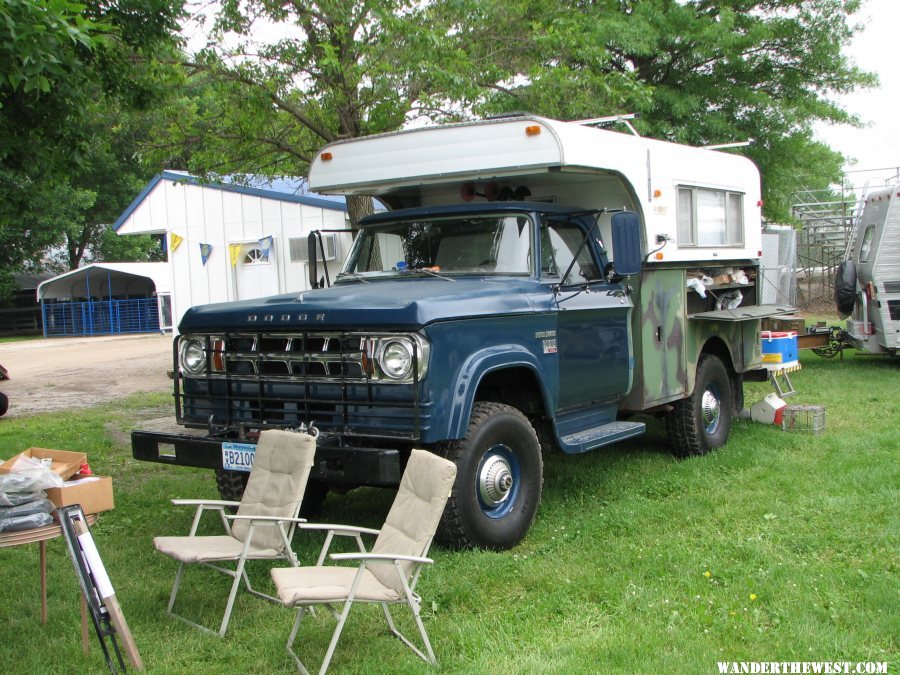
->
[335,272,370,283]
[406,267,455,282]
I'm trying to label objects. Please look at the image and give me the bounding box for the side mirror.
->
[610,211,643,277]
[307,232,319,289]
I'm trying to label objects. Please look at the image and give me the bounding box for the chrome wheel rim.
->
[701,385,721,434]
[476,444,520,518]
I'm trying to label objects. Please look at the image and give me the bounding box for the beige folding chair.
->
[271,448,457,674]
[154,429,316,636]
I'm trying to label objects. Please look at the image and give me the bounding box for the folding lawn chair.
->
[271,448,457,675]
[154,429,316,636]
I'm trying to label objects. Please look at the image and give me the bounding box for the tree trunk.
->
[346,194,374,229]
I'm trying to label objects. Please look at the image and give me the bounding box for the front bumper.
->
[131,430,402,487]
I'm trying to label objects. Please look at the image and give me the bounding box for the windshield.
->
[340,214,534,278]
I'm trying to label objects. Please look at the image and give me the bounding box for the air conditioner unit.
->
[290,233,338,263]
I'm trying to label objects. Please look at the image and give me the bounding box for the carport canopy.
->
[37,262,172,301]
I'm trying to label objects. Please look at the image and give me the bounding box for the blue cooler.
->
[761,331,799,370]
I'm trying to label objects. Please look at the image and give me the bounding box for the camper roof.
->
[308,115,759,202]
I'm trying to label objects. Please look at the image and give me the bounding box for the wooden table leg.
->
[40,540,47,625]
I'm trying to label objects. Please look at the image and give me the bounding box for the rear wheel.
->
[0,392,7,417]
[437,402,543,550]
[666,355,733,457]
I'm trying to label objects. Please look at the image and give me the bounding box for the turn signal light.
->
[320,152,333,161]
[655,252,664,260]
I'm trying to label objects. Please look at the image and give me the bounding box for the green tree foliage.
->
[169,0,872,227]
[158,0,486,224]
[0,0,183,303]
[465,0,875,223]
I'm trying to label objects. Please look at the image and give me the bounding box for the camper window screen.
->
[676,187,744,247]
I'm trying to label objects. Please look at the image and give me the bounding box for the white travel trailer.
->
[836,183,900,355]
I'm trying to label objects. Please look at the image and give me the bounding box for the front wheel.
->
[436,402,543,550]
[666,355,733,457]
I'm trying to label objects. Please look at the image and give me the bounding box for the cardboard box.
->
[0,448,87,479]
[46,476,114,515]
[712,273,733,285]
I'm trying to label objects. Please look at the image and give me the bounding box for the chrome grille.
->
[222,333,368,381]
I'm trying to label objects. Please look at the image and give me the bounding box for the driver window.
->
[541,221,601,283]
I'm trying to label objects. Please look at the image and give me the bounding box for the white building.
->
[114,171,351,331]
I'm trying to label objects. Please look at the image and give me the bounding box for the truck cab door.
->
[542,219,633,410]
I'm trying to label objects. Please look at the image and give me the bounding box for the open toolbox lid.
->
[689,304,796,322]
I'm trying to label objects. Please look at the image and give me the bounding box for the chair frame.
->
[278,521,438,675]
[164,498,305,637]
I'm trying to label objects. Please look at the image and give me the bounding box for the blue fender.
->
[443,344,554,440]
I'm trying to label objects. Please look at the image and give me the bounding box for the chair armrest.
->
[171,499,240,508]
[329,552,433,565]
[224,515,308,524]
[297,522,381,537]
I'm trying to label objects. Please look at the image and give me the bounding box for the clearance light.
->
[655,252,664,261]
[320,152,333,161]
[757,200,764,207]
[758,250,763,257]
[525,125,541,136]
[212,339,225,372]
[653,189,662,198]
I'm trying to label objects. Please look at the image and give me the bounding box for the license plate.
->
[222,442,257,472]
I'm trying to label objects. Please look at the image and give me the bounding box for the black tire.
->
[297,479,329,517]
[0,392,7,417]
[834,260,857,318]
[666,355,733,457]
[436,401,543,551]
[215,469,248,513]
[215,469,328,517]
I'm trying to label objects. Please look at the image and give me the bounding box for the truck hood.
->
[179,278,541,332]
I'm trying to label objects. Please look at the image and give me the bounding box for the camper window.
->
[676,186,744,247]
[858,225,875,262]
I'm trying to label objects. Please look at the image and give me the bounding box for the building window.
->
[243,247,269,265]
[676,186,744,247]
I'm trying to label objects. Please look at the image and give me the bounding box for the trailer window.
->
[677,187,744,247]
[858,225,875,262]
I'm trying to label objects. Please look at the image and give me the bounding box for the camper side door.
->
[542,217,632,409]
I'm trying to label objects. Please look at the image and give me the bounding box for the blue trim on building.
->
[113,171,347,231]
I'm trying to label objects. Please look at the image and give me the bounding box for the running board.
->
[559,421,646,454]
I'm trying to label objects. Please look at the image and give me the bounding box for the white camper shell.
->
[309,115,763,266]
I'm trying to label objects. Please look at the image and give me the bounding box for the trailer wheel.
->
[436,402,543,550]
[215,469,328,516]
[666,355,733,457]
[0,392,7,417]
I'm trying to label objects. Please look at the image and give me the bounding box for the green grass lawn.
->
[0,350,897,674]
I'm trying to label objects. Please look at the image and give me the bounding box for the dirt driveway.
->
[0,334,173,418]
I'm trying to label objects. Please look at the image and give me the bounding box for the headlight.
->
[378,339,414,380]
[180,338,207,375]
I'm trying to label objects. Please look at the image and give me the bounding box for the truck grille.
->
[223,333,369,380]
[174,332,427,440]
